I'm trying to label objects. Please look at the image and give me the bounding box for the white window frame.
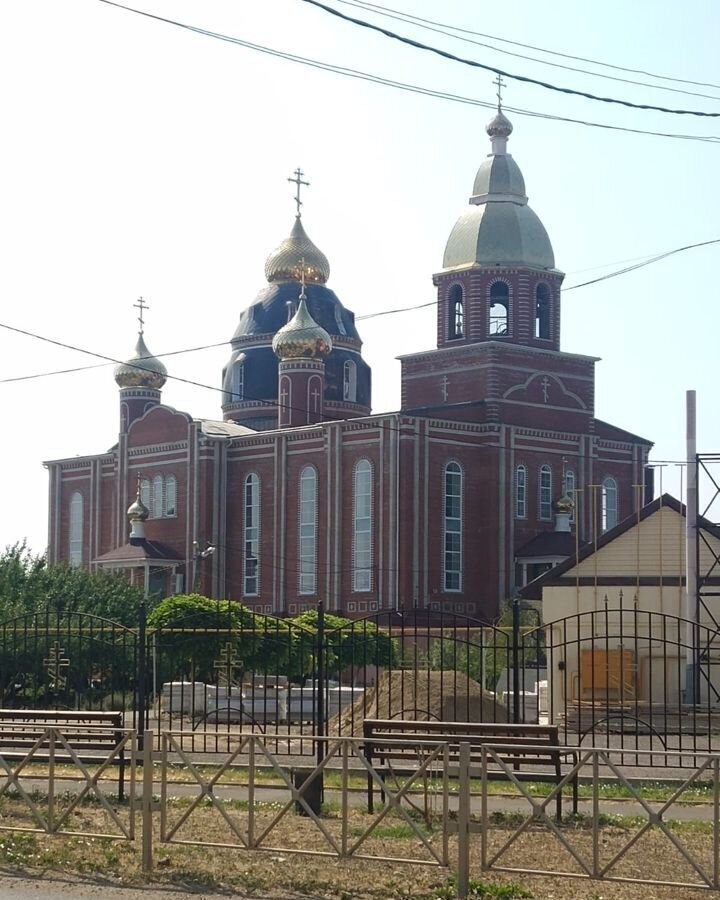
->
[298,466,317,595]
[69,491,83,567]
[244,473,260,596]
[152,475,164,519]
[232,362,244,402]
[539,465,552,520]
[343,360,357,402]
[515,465,527,519]
[443,462,463,592]
[140,479,151,511]
[352,459,373,592]
[602,476,618,532]
[165,475,177,517]
[565,469,575,522]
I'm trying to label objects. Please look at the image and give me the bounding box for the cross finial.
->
[288,167,310,218]
[133,296,149,335]
[493,74,506,111]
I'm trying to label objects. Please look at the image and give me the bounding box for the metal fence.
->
[2,601,720,768]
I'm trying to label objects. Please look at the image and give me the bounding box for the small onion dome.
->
[552,493,575,516]
[114,333,167,390]
[272,298,332,360]
[486,109,513,138]
[264,217,330,285]
[127,491,149,523]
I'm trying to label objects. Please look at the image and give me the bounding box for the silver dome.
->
[442,112,556,272]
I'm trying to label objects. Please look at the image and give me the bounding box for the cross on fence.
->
[44,641,70,690]
[213,642,243,687]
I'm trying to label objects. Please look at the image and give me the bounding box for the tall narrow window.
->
[232,362,244,401]
[69,491,83,567]
[152,475,164,519]
[140,479,150,510]
[165,475,177,517]
[443,462,463,591]
[515,465,527,519]
[565,469,576,522]
[298,466,317,594]
[352,459,373,592]
[244,473,260,596]
[602,477,618,532]
[539,465,552,520]
[448,285,464,339]
[343,360,357,402]
[489,282,509,336]
[535,284,551,339]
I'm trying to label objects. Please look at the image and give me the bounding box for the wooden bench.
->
[0,709,127,799]
[362,719,578,821]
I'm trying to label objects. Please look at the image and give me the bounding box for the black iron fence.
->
[2,599,720,766]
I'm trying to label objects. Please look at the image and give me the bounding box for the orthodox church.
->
[45,110,653,621]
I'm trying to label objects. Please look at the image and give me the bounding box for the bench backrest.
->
[362,719,560,767]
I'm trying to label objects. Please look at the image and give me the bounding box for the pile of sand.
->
[328,669,508,736]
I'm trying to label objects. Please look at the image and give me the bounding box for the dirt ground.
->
[0,790,716,900]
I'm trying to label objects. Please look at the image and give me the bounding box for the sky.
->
[1,0,719,555]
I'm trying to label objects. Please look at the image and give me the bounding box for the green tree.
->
[148,594,299,683]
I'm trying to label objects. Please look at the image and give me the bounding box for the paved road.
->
[0,874,304,899]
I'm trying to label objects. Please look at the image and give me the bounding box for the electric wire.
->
[94,1,720,143]
[299,0,720,118]
[337,0,720,93]
[2,236,718,386]
[333,0,720,103]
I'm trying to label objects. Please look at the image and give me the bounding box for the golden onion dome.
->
[272,298,333,361]
[114,333,168,390]
[127,489,149,523]
[265,217,330,285]
[552,493,575,516]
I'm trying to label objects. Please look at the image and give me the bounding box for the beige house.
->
[521,494,720,730]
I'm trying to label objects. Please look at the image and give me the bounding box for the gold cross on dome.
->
[288,167,310,217]
[133,296,149,335]
[493,74,506,110]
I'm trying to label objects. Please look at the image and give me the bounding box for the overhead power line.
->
[299,0,720,117]
[334,0,720,103]
[2,236,717,386]
[339,0,720,92]
[94,1,720,144]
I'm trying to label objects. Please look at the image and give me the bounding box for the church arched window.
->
[448,285,464,339]
[298,466,317,595]
[152,475,164,519]
[244,473,260,596]
[515,465,527,519]
[565,469,576,522]
[231,362,244,402]
[443,462,463,591]
[539,465,552,520]
[489,282,509,336]
[535,284,551,339]
[140,479,151,511]
[165,476,177,517]
[602,477,618,532]
[69,491,83,567]
[352,459,373,592]
[343,359,357,402]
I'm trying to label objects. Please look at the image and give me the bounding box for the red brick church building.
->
[45,111,652,621]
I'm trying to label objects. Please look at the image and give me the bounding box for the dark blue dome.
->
[232,283,361,342]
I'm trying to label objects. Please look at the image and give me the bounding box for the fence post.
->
[315,600,326,772]
[457,741,470,899]
[137,600,147,742]
[142,729,154,873]
[511,597,521,724]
